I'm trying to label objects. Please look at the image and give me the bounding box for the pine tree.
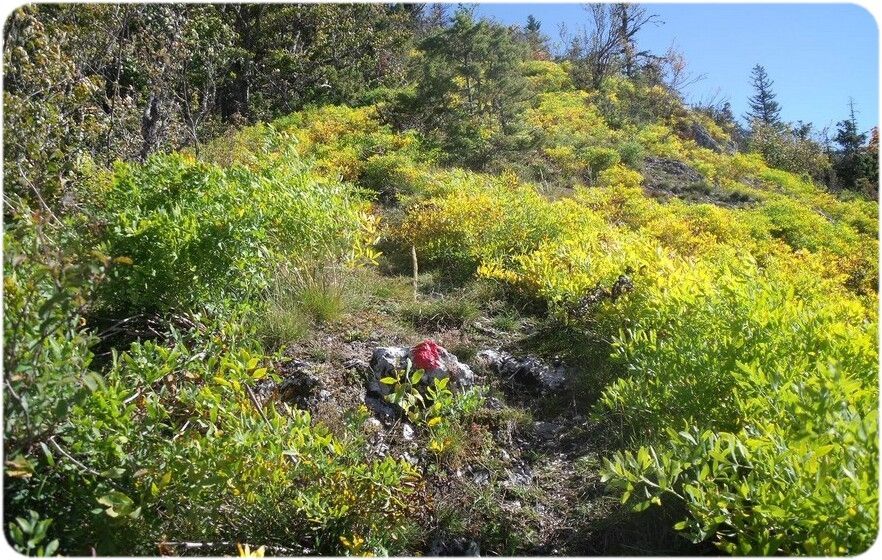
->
[717,101,735,127]
[833,98,870,190]
[412,7,530,168]
[524,14,549,59]
[745,64,782,127]
[526,14,541,33]
[834,98,866,156]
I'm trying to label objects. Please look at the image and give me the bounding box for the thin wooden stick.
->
[411,245,419,301]
[245,384,270,426]
[48,436,100,476]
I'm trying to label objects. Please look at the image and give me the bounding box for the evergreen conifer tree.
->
[745,64,782,127]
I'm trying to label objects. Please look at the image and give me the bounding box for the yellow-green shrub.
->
[601,256,877,554]
[394,150,877,555]
[522,59,573,94]
[397,172,562,277]
[30,317,419,555]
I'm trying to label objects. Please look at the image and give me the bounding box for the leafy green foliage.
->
[94,152,374,314]
[7,510,59,556]
[748,122,831,181]
[4,19,878,555]
[6,313,418,555]
[380,360,485,459]
[3,210,106,455]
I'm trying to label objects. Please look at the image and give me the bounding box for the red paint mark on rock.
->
[412,339,442,372]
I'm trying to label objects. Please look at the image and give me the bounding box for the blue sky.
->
[474,3,879,135]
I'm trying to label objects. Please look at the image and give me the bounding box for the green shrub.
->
[603,359,877,555]
[599,257,877,554]
[617,140,646,168]
[748,122,832,181]
[3,209,105,455]
[583,146,621,177]
[359,153,424,203]
[8,315,419,555]
[397,172,564,278]
[94,153,374,315]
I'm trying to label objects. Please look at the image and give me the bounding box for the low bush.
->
[394,147,878,554]
[3,207,106,458]
[5,309,420,555]
[92,153,375,315]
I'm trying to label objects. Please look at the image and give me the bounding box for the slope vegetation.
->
[4,62,877,556]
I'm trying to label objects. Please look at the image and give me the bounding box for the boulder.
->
[690,122,724,153]
[364,340,475,420]
[364,393,400,423]
[533,420,560,441]
[367,346,410,397]
[368,340,475,394]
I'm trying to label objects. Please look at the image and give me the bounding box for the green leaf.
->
[97,491,135,518]
[82,372,103,392]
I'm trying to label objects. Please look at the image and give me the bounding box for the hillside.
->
[3,5,878,557]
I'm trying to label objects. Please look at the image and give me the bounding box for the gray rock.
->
[476,350,567,393]
[251,377,278,404]
[363,417,383,435]
[368,346,411,396]
[278,372,322,408]
[343,357,369,373]
[365,343,476,424]
[643,156,705,188]
[471,468,490,486]
[436,347,476,389]
[484,396,505,411]
[428,536,480,557]
[534,421,560,441]
[506,463,533,486]
[691,122,723,153]
[364,394,399,424]
[368,343,475,395]
[400,451,420,465]
[503,500,522,512]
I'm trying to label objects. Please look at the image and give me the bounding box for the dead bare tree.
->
[662,43,705,95]
[563,3,661,90]
[612,3,661,79]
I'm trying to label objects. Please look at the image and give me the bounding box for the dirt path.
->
[260,253,708,555]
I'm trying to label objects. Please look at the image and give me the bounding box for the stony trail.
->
[257,259,706,556]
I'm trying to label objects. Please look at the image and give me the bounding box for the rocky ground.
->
[251,262,708,556]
